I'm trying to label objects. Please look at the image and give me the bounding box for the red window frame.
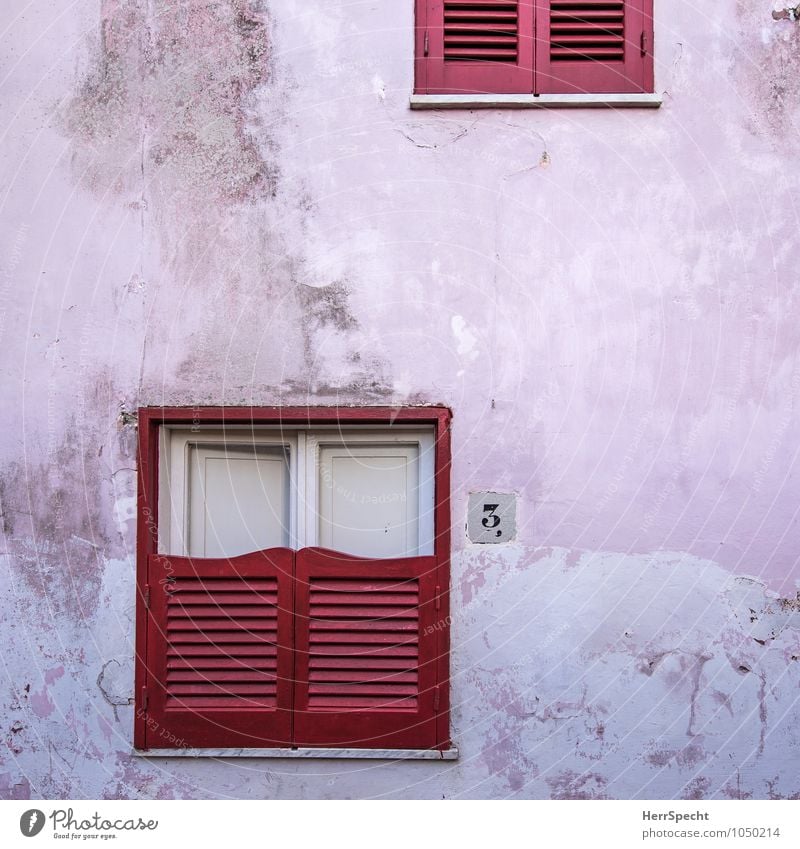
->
[134,406,452,752]
[414,0,654,96]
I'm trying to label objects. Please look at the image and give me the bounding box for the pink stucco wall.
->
[1,1,799,798]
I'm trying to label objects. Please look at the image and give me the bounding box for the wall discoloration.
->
[2,0,800,799]
[60,1,388,405]
[450,549,800,798]
[735,3,800,135]
[681,776,712,800]
[2,399,136,618]
[297,282,358,335]
[0,774,32,801]
[547,770,610,801]
[64,0,276,206]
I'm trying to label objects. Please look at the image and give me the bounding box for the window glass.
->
[187,443,290,557]
[318,443,420,558]
[160,427,434,558]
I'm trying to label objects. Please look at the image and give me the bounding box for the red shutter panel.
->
[293,548,439,749]
[142,549,293,749]
[417,1,534,94]
[534,0,653,94]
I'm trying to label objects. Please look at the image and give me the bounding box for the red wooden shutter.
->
[417,0,535,94]
[293,548,439,749]
[535,1,653,94]
[143,549,293,749]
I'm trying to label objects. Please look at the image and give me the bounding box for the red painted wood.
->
[138,405,450,427]
[293,548,439,749]
[415,0,429,93]
[434,409,452,750]
[136,405,452,751]
[535,0,653,94]
[417,0,535,94]
[144,549,294,748]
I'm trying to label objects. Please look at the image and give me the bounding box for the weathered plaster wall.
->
[1,0,799,798]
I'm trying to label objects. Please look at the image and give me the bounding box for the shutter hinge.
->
[434,685,440,712]
[435,585,440,611]
[640,30,648,57]
[144,584,150,609]
[424,30,429,57]
[141,687,149,711]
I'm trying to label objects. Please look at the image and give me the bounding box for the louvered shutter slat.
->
[312,670,419,683]
[169,604,275,618]
[310,657,417,670]
[294,548,439,749]
[309,643,418,658]
[144,549,293,748]
[166,657,277,671]
[167,669,277,681]
[165,643,275,658]
[168,616,278,630]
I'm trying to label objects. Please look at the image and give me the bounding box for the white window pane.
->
[188,445,289,557]
[318,445,420,557]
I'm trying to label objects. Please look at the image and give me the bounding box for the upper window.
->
[414,1,654,95]
[135,407,452,754]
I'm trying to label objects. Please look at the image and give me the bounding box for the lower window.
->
[134,406,452,752]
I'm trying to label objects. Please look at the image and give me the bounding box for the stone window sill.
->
[410,93,662,110]
[133,746,459,760]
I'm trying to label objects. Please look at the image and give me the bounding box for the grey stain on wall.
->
[56,1,395,408]
[736,2,800,135]
[1,408,133,618]
[63,0,278,205]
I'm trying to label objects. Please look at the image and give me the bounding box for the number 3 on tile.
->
[481,504,502,537]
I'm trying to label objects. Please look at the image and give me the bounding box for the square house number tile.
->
[467,492,517,544]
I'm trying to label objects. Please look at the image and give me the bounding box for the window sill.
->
[133,746,460,760]
[410,93,662,110]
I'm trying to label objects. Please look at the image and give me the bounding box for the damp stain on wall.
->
[735,2,800,135]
